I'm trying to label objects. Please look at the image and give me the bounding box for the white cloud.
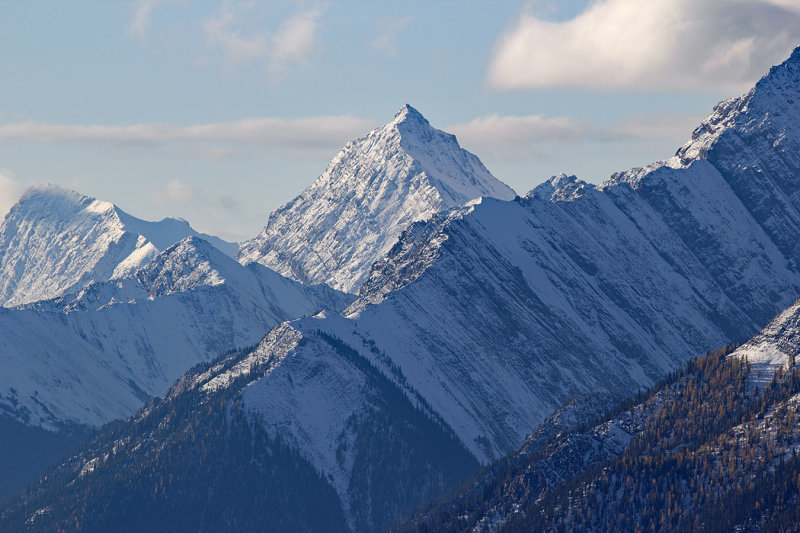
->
[598,111,709,143]
[488,0,800,91]
[448,110,708,160]
[370,16,414,56]
[155,179,198,204]
[0,116,376,156]
[203,2,269,64]
[0,170,25,220]
[168,146,239,162]
[272,8,323,63]
[203,1,323,75]
[150,179,245,240]
[129,0,181,36]
[449,114,590,159]
[152,179,238,215]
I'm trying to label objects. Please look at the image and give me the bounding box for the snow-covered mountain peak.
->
[12,185,109,223]
[673,45,800,166]
[84,198,114,214]
[0,185,234,306]
[391,103,429,127]
[388,104,442,146]
[238,106,515,293]
[135,236,229,298]
[392,104,515,205]
[115,209,236,257]
[527,173,588,202]
[596,41,800,271]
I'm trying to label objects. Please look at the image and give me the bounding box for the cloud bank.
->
[449,114,591,159]
[0,109,709,163]
[449,111,707,160]
[489,0,800,91]
[0,116,376,156]
[152,179,240,221]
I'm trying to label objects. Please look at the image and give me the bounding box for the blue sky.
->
[1,0,799,240]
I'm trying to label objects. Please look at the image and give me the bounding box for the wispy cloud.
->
[0,109,708,163]
[0,170,25,220]
[150,179,251,240]
[598,112,709,143]
[203,1,269,64]
[448,110,708,160]
[370,16,414,56]
[271,7,323,65]
[153,179,200,204]
[0,116,377,156]
[488,0,800,91]
[151,179,239,215]
[129,0,181,36]
[203,0,323,77]
[449,114,591,159]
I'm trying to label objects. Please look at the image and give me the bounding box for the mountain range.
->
[0,191,349,499]
[3,46,800,533]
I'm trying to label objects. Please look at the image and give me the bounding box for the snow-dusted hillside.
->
[0,236,349,429]
[238,104,515,293]
[328,166,800,460]
[0,186,236,307]
[731,297,800,386]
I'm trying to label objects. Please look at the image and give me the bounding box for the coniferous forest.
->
[398,347,800,532]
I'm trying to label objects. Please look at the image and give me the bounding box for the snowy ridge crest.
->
[527,173,589,202]
[135,236,228,298]
[0,238,351,429]
[604,45,800,190]
[346,201,477,316]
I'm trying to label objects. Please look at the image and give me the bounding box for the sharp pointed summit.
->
[390,104,436,135]
[238,105,515,293]
[392,103,427,123]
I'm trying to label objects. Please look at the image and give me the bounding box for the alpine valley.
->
[3,47,800,533]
